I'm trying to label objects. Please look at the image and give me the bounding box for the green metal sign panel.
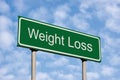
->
[17,16,101,62]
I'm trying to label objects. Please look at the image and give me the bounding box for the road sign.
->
[17,16,101,62]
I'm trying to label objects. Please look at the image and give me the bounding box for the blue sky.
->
[0,0,120,80]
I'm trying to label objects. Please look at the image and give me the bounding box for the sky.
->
[0,0,120,80]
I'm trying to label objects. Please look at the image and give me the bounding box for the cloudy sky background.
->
[0,0,120,80]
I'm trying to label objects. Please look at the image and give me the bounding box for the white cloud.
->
[0,67,15,80]
[13,0,27,13]
[105,4,120,33]
[79,0,120,33]
[100,32,120,53]
[101,65,116,76]
[0,15,14,50]
[0,31,14,50]
[0,67,8,76]
[70,1,94,31]
[54,4,70,20]
[87,72,99,80]
[0,74,15,80]
[29,7,49,21]
[53,4,70,27]
[0,0,10,13]
[37,72,53,80]
[37,51,55,61]
[57,73,75,80]
[72,14,89,30]
[109,55,120,66]
[106,18,120,33]
[79,0,96,13]
[105,4,120,19]
[103,34,116,47]
[0,51,4,64]
[53,3,91,30]
[67,64,81,71]
[94,0,120,33]
[0,50,30,80]
[0,15,12,31]
[51,71,76,80]
[47,57,69,67]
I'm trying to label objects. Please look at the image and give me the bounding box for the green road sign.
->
[17,16,101,62]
